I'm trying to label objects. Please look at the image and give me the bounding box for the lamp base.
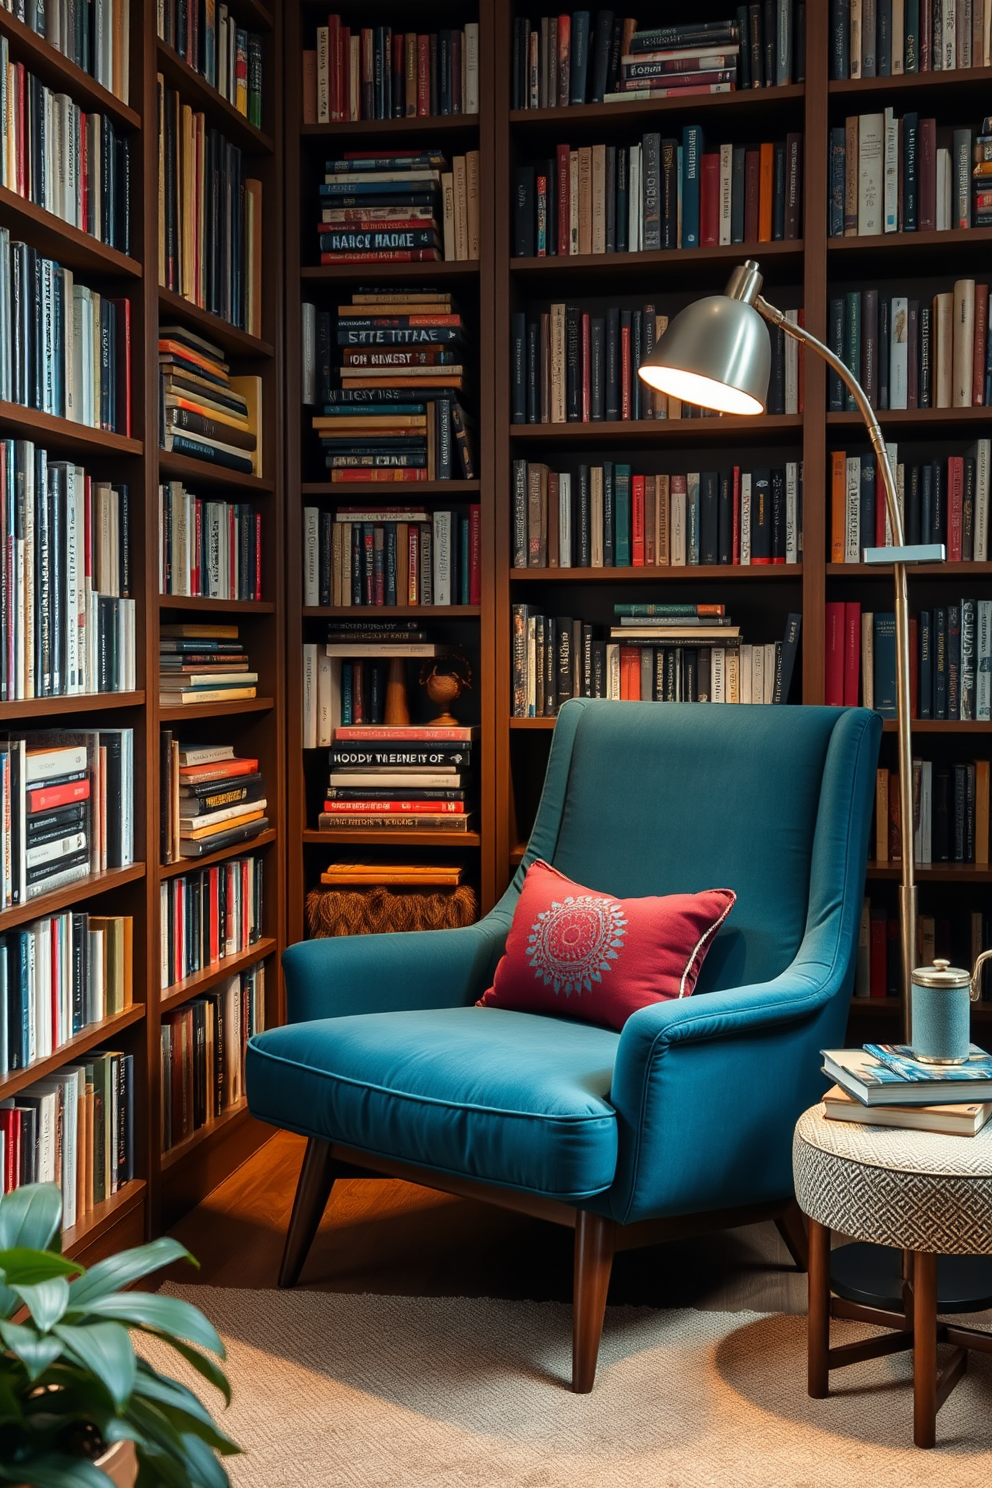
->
[830,1242,992,1313]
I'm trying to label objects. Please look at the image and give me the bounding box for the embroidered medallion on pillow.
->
[477,860,735,1031]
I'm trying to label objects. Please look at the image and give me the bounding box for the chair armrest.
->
[282,914,510,1024]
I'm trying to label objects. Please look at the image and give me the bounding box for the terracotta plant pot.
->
[97,1441,138,1488]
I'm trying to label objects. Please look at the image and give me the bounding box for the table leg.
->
[913,1250,938,1449]
[808,1218,831,1398]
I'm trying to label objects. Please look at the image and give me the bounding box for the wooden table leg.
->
[913,1250,938,1449]
[807,1217,831,1399]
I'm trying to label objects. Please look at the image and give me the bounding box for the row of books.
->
[829,114,992,237]
[830,443,991,561]
[511,605,802,714]
[159,483,262,602]
[319,723,477,833]
[0,910,131,1077]
[0,234,130,433]
[157,1,264,128]
[829,283,992,412]
[1,1051,134,1218]
[855,906,992,1006]
[316,152,479,265]
[829,0,992,76]
[160,738,266,865]
[157,80,263,337]
[825,600,992,720]
[0,40,131,251]
[302,631,440,747]
[0,442,134,702]
[512,301,802,423]
[306,19,480,122]
[159,622,256,710]
[161,964,264,1151]
[511,10,805,108]
[4,0,130,102]
[303,508,482,609]
[512,462,803,569]
[874,759,990,866]
[159,852,264,993]
[0,730,134,909]
[513,132,802,258]
[159,326,261,476]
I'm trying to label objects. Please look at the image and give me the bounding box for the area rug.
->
[144,1286,992,1487]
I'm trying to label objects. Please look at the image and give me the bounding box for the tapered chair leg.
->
[775,1200,809,1272]
[278,1137,338,1288]
[572,1210,616,1394]
[913,1250,938,1449]
[807,1218,831,1399]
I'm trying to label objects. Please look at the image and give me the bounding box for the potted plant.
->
[0,1182,239,1488]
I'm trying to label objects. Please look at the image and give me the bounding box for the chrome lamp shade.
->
[637,293,772,415]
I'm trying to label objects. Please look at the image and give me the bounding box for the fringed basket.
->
[305,884,479,938]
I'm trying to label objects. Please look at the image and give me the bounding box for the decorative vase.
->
[384,657,410,725]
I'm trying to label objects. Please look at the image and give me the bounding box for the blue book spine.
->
[614,464,631,565]
[603,462,615,567]
[828,298,845,410]
[680,125,703,249]
[873,612,898,717]
[843,292,861,411]
[934,607,947,719]
[341,662,353,725]
[904,0,919,69]
[919,610,932,718]
[570,11,592,103]
[829,128,845,237]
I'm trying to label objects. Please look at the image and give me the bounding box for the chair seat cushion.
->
[246,1005,620,1200]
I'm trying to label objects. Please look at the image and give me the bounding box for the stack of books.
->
[302,625,444,746]
[159,483,263,601]
[159,328,261,475]
[830,2,992,77]
[319,858,466,887]
[157,4,264,126]
[321,723,477,834]
[823,1044,992,1137]
[15,0,131,101]
[160,854,264,991]
[303,506,482,607]
[306,20,480,121]
[160,741,267,864]
[161,964,265,1150]
[159,623,257,709]
[317,151,481,265]
[830,442,991,561]
[830,114,992,237]
[1,1051,134,1221]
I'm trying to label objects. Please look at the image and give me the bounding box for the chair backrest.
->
[508,700,881,995]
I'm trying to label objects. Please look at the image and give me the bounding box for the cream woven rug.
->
[145,1286,992,1487]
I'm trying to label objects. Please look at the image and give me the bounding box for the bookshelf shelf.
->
[827,562,992,577]
[301,260,480,282]
[302,828,482,847]
[160,1097,252,1172]
[882,720,992,733]
[0,403,142,457]
[827,408,992,432]
[0,9,141,129]
[867,862,992,882]
[509,718,556,729]
[61,1180,148,1261]
[0,864,145,935]
[827,66,992,102]
[305,605,481,618]
[0,692,146,720]
[509,83,806,129]
[509,240,804,286]
[158,596,277,614]
[301,481,481,497]
[158,697,275,722]
[237,0,274,29]
[158,287,275,359]
[158,453,275,492]
[509,415,804,446]
[0,1005,146,1104]
[159,937,279,1014]
[827,226,992,268]
[0,185,142,279]
[510,565,804,583]
[158,829,277,880]
[155,41,275,154]
[301,114,480,138]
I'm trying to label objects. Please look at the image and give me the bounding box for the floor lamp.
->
[634,261,992,1313]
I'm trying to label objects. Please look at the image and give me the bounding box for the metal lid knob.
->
[913,958,972,989]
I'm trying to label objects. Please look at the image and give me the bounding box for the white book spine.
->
[785,462,798,563]
[845,456,862,562]
[883,107,898,231]
[712,647,725,702]
[718,143,732,245]
[559,473,571,568]
[316,652,333,748]
[784,309,799,413]
[858,112,885,236]
[889,296,908,408]
[606,644,621,700]
[850,0,863,74]
[740,645,752,704]
[302,643,318,750]
[433,510,451,605]
[670,484,686,565]
[629,145,640,252]
[974,439,990,560]
[465,23,480,114]
[942,2,956,69]
[861,612,874,709]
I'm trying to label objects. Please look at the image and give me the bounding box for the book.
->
[823,1083,992,1135]
[161,964,265,1148]
[823,1045,992,1104]
[158,4,263,123]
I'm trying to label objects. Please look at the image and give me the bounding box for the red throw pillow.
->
[478,860,735,1032]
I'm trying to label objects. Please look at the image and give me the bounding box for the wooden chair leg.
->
[572,1210,615,1394]
[278,1137,338,1289]
[807,1218,831,1399]
[913,1250,938,1449]
[775,1200,809,1271]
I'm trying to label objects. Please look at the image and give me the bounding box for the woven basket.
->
[306,884,478,938]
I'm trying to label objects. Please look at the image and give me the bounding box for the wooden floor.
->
[164,1130,810,1315]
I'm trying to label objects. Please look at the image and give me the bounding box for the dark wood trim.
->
[913,1250,938,1449]
[807,1218,830,1398]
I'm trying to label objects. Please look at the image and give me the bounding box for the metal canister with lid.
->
[911,954,992,1064]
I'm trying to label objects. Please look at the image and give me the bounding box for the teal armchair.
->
[246,700,881,1389]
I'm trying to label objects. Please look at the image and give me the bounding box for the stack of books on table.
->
[823,1044,992,1136]
[160,742,267,864]
[321,723,477,833]
[159,624,257,708]
[159,328,261,476]
[317,150,479,263]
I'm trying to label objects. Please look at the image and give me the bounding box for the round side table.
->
[793,1103,992,1448]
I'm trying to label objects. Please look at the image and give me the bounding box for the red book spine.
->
[0,1110,21,1193]
[824,601,845,706]
[557,14,571,105]
[328,14,341,120]
[620,323,631,418]
[319,250,441,264]
[581,313,591,420]
[556,143,570,256]
[631,476,645,564]
[947,454,964,560]
[731,465,741,563]
[870,912,887,996]
[353,659,365,722]
[843,601,861,707]
[417,35,430,114]
[27,779,91,813]
[743,148,760,242]
[974,284,989,406]
[699,152,720,244]
[240,858,250,947]
[322,800,466,814]
[330,469,429,483]
[193,498,202,594]
[619,647,637,699]
[469,503,481,604]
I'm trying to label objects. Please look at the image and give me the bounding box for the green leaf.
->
[132,1366,227,1437]
[147,1336,231,1408]
[178,1431,233,1488]
[53,1321,136,1412]
[131,1376,238,1457]
[67,1241,195,1308]
[0,1185,62,1253]
[0,1454,118,1488]
[72,1294,223,1359]
[132,1441,194,1488]
[0,1250,84,1286]
[13,1278,71,1332]
[126,1397,211,1484]
[0,1320,63,1381]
